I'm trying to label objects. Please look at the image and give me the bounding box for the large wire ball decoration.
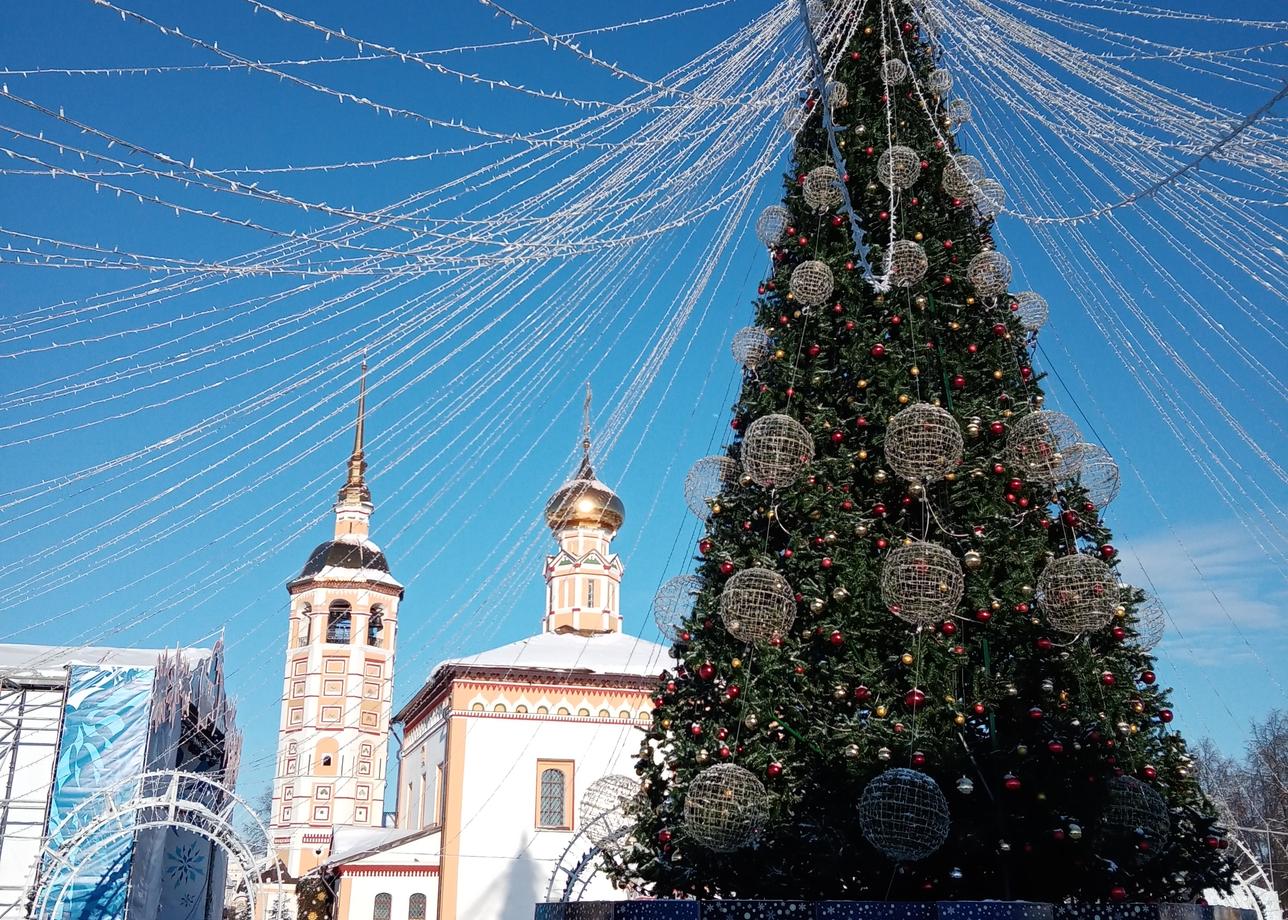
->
[948,98,972,125]
[803,165,844,212]
[941,154,983,197]
[859,768,951,862]
[884,240,929,288]
[882,58,910,85]
[684,455,739,520]
[742,413,815,488]
[1062,442,1121,508]
[789,259,835,308]
[926,68,953,95]
[1134,596,1167,651]
[826,78,849,109]
[973,178,1006,219]
[683,764,768,852]
[731,325,773,371]
[1013,290,1049,332]
[1003,410,1083,484]
[884,403,964,481]
[579,774,641,851]
[877,145,921,191]
[1102,775,1170,846]
[781,102,809,136]
[755,205,790,248]
[652,574,704,640]
[880,540,965,626]
[1037,553,1119,634]
[967,250,1012,296]
[719,567,796,644]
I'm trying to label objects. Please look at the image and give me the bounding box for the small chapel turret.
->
[267,362,403,884]
[541,385,625,635]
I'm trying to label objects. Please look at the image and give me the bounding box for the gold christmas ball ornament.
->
[1016,745,1028,757]
[834,684,849,700]
[810,597,826,613]
[1068,823,1082,840]
[949,321,961,331]
[875,705,889,718]
[954,713,967,726]
[908,482,925,498]
[993,369,1004,381]
[832,586,851,601]
[874,469,889,484]
[710,503,722,515]
[697,748,710,763]
[744,713,759,729]
[915,294,929,309]
[661,719,672,729]
[910,366,921,378]
[1021,584,1034,597]
[825,531,838,544]
[991,600,1002,611]
[945,472,957,482]
[856,523,870,537]
[900,653,915,666]
[858,379,869,390]
[963,550,982,570]
[774,349,786,360]
[898,394,911,405]
[731,657,742,669]
[857,449,869,461]
[914,231,924,242]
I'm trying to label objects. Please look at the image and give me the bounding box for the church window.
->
[373,894,392,920]
[586,580,596,607]
[296,605,311,646]
[326,601,352,644]
[536,760,573,829]
[409,894,427,920]
[321,755,332,767]
[367,605,384,647]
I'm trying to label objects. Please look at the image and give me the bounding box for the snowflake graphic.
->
[180,893,197,908]
[165,842,206,884]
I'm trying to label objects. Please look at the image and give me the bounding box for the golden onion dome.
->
[545,455,625,532]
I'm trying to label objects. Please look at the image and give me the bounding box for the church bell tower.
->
[268,362,402,880]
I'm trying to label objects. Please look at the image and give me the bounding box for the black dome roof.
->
[296,540,390,579]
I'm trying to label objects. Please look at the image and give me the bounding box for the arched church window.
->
[367,605,384,647]
[326,601,352,644]
[586,580,596,607]
[408,893,427,920]
[373,893,392,920]
[296,605,311,647]
[536,760,573,829]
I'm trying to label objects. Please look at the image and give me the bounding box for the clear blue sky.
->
[0,0,1284,806]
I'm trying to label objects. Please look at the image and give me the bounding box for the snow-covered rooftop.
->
[439,629,673,678]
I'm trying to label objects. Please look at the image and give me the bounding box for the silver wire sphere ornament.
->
[826,78,849,109]
[967,250,1012,296]
[948,98,971,125]
[731,325,773,370]
[882,58,910,85]
[1012,290,1049,332]
[884,240,929,288]
[1062,442,1121,508]
[884,403,964,481]
[781,101,809,135]
[742,413,815,488]
[789,259,834,308]
[859,768,951,862]
[1003,410,1083,484]
[877,145,921,191]
[926,68,953,95]
[880,540,965,626]
[755,205,790,248]
[1134,595,1166,651]
[973,178,1005,219]
[579,774,641,851]
[1102,775,1170,847]
[652,574,703,640]
[941,154,983,197]
[1037,553,1119,634]
[719,567,796,644]
[803,165,844,212]
[683,764,768,852]
[684,455,739,520]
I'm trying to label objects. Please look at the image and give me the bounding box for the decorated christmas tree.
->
[607,0,1234,904]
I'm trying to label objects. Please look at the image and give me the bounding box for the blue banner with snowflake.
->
[43,664,154,919]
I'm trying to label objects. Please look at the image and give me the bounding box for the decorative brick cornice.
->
[336,864,440,877]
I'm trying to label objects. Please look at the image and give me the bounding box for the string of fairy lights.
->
[1,0,1286,869]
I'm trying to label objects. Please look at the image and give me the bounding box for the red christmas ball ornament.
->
[1109,888,1127,903]
[831,214,844,228]
[975,609,992,623]
[1007,478,1024,492]
[1052,829,1066,842]
[829,629,845,646]
[850,50,860,61]
[698,662,715,680]
[865,145,875,155]
[855,415,870,429]
[757,284,766,295]
[973,702,986,715]
[833,303,844,315]
[876,537,889,550]
[879,211,890,222]
[781,548,793,559]
[1028,707,1044,721]
[1047,740,1064,754]
[770,634,783,647]
[841,499,853,511]
[730,417,742,430]
[992,323,1008,338]
[990,421,1006,436]
[689,722,703,736]
[854,685,872,701]
[1015,602,1031,614]
[1036,637,1053,651]
[992,463,1006,475]
[766,762,784,778]
[779,315,790,326]
[1020,366,1033,381]
[718,745,731,759]
[967,343,979,355]
[725,685,740,700]
[1003,774,1022,791]
[807,343,821,357]
[797,234,809,247]
[1018,497,1031,509]
[831,430,844,444]
[821,557,833,569]
[870,343,887,358]
[943,239,954,249]
[1061,510,1080,527]
[910,196,920,206]
[785,387,795,399]
[680,630,692,642]
[942,274,954,285]
[1142,764,1157,780]
[911,751,927,767]
[1111,626,1127,640]
[951,374,966,391]
[1140,670,1156,685]
[716,727,729,740]
[873,502,888,517]
[658,829,672,844]
[1099,544,1116,559]
[845,260,856,271]
[905,688,927,710]
[699,538,712,555]
[719,560,735,576]
[652,695,665,708]
[1158,708,1174,723]
[941,620,957,636]
[889,314,903,327]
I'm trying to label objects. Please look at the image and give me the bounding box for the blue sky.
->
[0,0,1284,806]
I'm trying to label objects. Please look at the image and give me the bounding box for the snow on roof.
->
[325,825,436,868]
[439,629,673,679]
[0,644,211,682]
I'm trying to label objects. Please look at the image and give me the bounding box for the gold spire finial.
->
[581,381,592,461]
[338,359,371,506]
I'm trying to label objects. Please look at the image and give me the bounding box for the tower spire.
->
[337,359,371,508]
[581,381,592,460]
